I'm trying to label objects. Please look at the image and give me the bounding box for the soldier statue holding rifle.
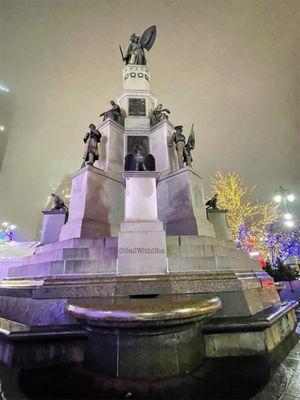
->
[169,124,196,169]
[81,124,102,168]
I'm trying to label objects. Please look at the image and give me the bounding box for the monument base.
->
[118,227,168,275]
[117,171,168,275]
[207,209,231,240]
[204,300,298,357]
[157,167,215,237]
[0,273,296,377]
[40,211,67,245]
[59,165,123,241]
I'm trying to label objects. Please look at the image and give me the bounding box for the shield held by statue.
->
[140,25,157,50]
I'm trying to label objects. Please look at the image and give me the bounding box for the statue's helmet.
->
[175,125,183,132]
[89,123,96,129]
[130,33,139,43]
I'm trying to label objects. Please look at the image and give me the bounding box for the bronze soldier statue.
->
[81,124,101,168]
[152,103,170,124]
[99,100,122,123]
[170,125,186,169]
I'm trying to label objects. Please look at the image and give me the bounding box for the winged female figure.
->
[120,25,157,66]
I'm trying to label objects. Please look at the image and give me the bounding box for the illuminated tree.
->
[264,224,300,264]
[209,171,279,256]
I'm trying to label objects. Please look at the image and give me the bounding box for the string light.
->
[0,221,17,242]
[210,173,299,262]
[209,171,279,249]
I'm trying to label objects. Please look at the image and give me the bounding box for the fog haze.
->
[0,0,299,240]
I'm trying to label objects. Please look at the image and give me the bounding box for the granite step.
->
[8,259,117,278]
[168,255,260,272]
[167,236,222,247]
[167,244,246,258]
[34,237,118,255]
[23,247,118,265]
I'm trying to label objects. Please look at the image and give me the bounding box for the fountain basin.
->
[66,294,222,378]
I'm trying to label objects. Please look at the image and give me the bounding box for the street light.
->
[0,85,10,93]
[273,186,296,227]
[274,194,282,203]
[285,220,294,228]
[287,194,295,202]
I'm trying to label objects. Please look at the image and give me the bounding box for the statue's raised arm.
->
[119,25,157,66]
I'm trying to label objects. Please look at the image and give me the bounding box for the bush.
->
[264,258,299,282]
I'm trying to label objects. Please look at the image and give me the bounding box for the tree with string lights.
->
[209,171,279,257]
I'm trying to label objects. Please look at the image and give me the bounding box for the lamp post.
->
[273,186,296,228]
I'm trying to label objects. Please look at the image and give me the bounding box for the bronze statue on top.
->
[119,25,157,65]
[124,144,156,171]
[81,124,102,168]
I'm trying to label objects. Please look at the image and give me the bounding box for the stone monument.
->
[0,25,297,381]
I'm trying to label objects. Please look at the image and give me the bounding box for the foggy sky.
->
[0,0,299,240]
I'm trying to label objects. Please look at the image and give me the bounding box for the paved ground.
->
[252,308,300,400]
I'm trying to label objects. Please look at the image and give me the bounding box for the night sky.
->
[0,0,299,240]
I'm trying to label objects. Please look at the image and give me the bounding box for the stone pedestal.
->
[117,171,168,275]
[59,165,123,241]
[207,209,231,241]
[150,119,178,173]
[96,118,125,175]
[157,167,216,237]
[121,65,151,91]
[40,211,66,245]
[117,65,157,137]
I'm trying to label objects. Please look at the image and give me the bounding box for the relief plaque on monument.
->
[128,98,146,116]
[127,136,149,155]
